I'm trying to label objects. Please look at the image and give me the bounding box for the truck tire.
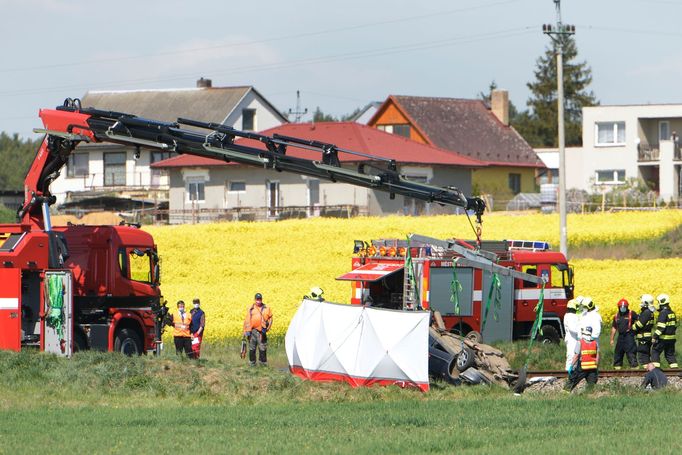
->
[73,330,88,352]
[539,325,560,344]
[456,346,476,372]
[114,328,143,356]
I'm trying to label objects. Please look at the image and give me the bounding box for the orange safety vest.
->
[580,339,598,370]
[173,311,192,337]
[244,304,273,332]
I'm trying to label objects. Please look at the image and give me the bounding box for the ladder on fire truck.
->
[22,98,486,228]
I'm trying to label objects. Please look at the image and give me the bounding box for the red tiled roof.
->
[374,96,544,168]
[152,122,484,168]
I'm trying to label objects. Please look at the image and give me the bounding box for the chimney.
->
[491,89,509,126]
[196,77,212,88]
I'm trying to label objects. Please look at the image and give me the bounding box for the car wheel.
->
[465,331,482,344]
[456,346,476,372]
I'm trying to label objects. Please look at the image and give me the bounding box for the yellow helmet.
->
[566,299,578,311]
[310,287,324,299]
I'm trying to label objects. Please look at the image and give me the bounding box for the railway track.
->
[527,369,682,379]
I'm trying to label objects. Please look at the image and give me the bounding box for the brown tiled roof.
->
[81,86,286,125]
[388,96,543,167]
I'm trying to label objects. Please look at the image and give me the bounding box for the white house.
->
[567,104,682,201]
[50,78,288,205]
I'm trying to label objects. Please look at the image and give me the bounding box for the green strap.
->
[46,275,65,339]
[450,262,462,315]
[523,281,546,368]
[481,272,501,331]
[404,236,421,310]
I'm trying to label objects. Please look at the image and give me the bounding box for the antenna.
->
[288,90,308,123]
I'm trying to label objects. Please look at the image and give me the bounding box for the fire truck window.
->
[129,250,152,283]
[550,265,564,288]
[521,266,537,288]
[118,249,128,278]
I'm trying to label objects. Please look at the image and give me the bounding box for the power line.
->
[0,0,522,74]
[578,24,682,37]
[0,27,536,98]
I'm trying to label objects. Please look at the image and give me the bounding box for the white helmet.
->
[581,297,595,312]
[641,294,654,307]
[656,293,670,307]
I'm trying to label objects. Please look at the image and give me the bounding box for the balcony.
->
[638,144,660,162]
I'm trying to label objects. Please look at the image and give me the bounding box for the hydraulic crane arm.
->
[21,98,486,228]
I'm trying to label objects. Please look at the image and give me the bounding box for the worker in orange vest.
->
[172,300,192,357]
[564,326,599,392]
[243,292,273,366]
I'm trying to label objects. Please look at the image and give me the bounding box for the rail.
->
[527,369,682,379]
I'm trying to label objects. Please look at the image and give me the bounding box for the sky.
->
[1,0,681,137]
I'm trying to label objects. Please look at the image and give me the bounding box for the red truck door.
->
[0,268,21,351]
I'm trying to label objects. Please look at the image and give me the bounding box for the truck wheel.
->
[114,328,143,356]
[73,330,88,352]
[465,331,482,344]
[539,325,560,344]
[456,346,476,372]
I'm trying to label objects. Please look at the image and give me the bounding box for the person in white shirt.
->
[580,297,603,343]
[563,298,581,371]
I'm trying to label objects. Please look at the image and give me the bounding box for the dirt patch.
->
[524,375,682,394]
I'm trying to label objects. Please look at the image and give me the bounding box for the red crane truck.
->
[0,98,488,356]
[338,235,573,343]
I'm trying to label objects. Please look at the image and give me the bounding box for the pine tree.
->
[514,36,598,147]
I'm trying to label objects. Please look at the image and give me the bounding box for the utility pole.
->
[288,90,308,123]
[543,0,575,258]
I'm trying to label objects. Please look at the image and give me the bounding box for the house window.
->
[595,122,626,146]
[595,169,626,184]
[508,173,522,194]
[67,153,89,178]
[103,152,126,186]
[187,180,205,202]
[392,124,411,137]
[308,179,320,205]
[242,109,256,131]
[229,181,246,192]
[659,121,670,142]
[151,151,177,163]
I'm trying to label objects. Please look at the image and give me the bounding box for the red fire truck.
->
[0,98,488,356]
[338,235,574,343]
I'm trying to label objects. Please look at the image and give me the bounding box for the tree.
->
[312,107,337,122]
[0,132,38,190]
[514,36,598,147]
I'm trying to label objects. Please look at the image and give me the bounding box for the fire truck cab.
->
[338,236,573,344]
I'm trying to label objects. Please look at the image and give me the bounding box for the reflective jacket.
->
[580,339,599,370]
[632,308,655,341]
[244,304,273,332]
[654,307,677,341]
[172,311,192,338]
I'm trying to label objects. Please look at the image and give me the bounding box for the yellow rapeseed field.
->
[144,211,682,340]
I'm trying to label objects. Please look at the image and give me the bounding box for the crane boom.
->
[21,98,485,228]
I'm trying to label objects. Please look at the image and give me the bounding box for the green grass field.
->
[2,340,682,454]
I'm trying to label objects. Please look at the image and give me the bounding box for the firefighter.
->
[189,298,206,359]
[565,326,599,392]
[651,294,678,369]
[172,300,192,357]
[642,362,668,390]
[580,297,602,342]
[243,292,273,367]
[563,298,581,371]
[609,298,638,369]
[632,294,656,367]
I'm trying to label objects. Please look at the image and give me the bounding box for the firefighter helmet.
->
[657,293,670,307]
[641,294,654,308]
[310,287,324,299]
[581,326,593,341]
[617,298,629,309]
[582,297,595,312]
[566,299,578,311]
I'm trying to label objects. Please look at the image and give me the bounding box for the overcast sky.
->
[1,0,680,137]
